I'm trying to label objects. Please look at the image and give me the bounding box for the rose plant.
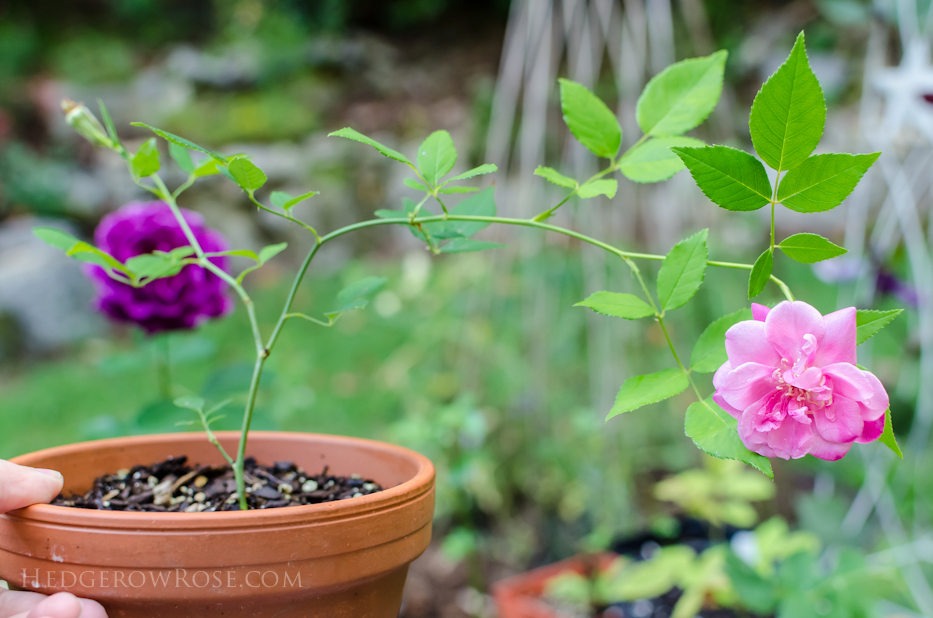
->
[42,32,902,509]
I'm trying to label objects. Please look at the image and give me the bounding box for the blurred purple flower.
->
[85,201,234,335]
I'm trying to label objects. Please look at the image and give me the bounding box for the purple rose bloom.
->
[84,201,234,335]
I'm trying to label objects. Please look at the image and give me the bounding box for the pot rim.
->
[6,431,434,531]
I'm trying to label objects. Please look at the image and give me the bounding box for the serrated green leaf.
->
[328,276,388,317]
[577,179,618,199]
[749,32,826,172]
[440,239,505,253]
[558,78,622,159]
[690,308,753,373]
[856,309,902,344]
[438,186,479,194]
[777,152,879,213]
[214,249,259,260]
[445,186,496,237]
[637,50,728,137]
[749,249,773,298]
[619,136,705,183]
[608,368,690,418]
[878,408,902,458]
[227,158,267,192]
[131,137,160,178]
[673,146,772,211]
[778,233,847,263]
[404,177,430,192]
[685,397,773,477]
[131,122,226,161]
[328,127,412,165]
[417,130,457,186]
[534,166,578,188]
[270,191,291,210]
[657,229,708,312]
[34,227,81,252]
[444,164,497,183]
[575,291,655,319]
[258,242,287,263]
[169,142,194,174]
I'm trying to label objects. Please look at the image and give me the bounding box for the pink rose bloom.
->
[713,301,889,461]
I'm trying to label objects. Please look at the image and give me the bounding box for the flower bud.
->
[61,99,114,148]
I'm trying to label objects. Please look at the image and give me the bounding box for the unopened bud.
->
[61,99,114,148]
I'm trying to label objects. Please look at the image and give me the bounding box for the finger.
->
[76,598,107,618]
[0,461,63,514]
[0,589,48,617]
[24,592,83,618]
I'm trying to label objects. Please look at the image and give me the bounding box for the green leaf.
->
[856,309,902,345]
[34,228,130,275]
[374,209,407,219]
[131,138,160,178]
[328,127,412,165]
[575,291,655,319]
[440,239,505,253]
[271,190,318,211]
[534,166,578,188]
[169,142,194,174]
[690,308,753,373]
[417,130,457,186]
[328,276,388,317]
[607,368,690,419]
[444,164,497,183]
[749,32,826,172]
[227,158,267,192]
[258,242,287,263]
[445,186,496,238]
[125,253,184,280]
[131,122,226,161]
[777,153,880,213]
[726,552,777,614]
[577,179,618,199]
[404,177,430,192]
[657,229,708,312]
[174,396,205,412]
[194,158,220,177]
[673,146,772,211]
[437,186,479,194]
[637,50,728,137]
[558,78,622,158]
[34,227,81,252]
[778,233,847,263]
[748,249,773,298]
[620,136,705,183]
[878,408,902,458]
[685,397,773,477]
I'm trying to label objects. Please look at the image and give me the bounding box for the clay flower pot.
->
[492,553,618,618]
[0,431,435,618]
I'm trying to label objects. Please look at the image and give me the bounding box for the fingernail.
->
[34,469,63,481]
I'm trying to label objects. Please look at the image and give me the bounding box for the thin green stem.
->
[234,356,265,510]
[658,315,705,401]
[245,192,321,243]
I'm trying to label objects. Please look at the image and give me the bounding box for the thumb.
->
[0,460,64,514]
[25,592,83,618]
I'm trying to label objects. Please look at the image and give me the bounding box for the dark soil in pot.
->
[51,455,384,512]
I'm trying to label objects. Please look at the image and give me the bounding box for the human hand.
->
[0,460,107,618]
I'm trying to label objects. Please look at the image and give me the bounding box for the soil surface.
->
[51,456,384,512]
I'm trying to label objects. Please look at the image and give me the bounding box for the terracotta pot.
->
[0,431,435,618]
[491,553,618,618]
